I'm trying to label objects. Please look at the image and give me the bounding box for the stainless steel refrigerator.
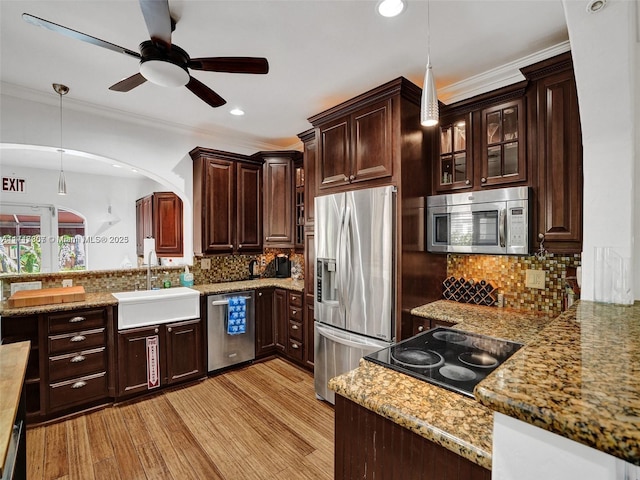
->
[314,185,396,404]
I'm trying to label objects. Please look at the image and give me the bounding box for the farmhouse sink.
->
[112,287,200,330]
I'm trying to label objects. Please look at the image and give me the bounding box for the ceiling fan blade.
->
[109,73,147,92]
[189,57,269,75]
[186,77,226,108]
[22,13,140,59]
[139,0,173,48]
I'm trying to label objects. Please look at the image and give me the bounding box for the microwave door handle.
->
[499,208,506,247]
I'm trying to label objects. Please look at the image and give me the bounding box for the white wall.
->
[563,0,638,303]
[0,164,162,270]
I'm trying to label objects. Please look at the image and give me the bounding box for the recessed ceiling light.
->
[377,0,405,18]
[230,108,245,116]
[586,0,607,13]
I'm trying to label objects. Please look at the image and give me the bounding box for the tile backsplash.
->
[1,249,304,300]
[447,253,582,316]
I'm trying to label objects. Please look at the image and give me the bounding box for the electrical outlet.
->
[525,269,546,289]
[201,258,211,270]
[260,256,266,267]
[62,279,73,288]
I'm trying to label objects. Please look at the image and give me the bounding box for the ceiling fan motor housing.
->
[138,40,190,87]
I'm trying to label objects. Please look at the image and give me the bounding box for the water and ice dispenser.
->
[316,258,338,304]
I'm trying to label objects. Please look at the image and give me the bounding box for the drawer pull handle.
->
[69,316,86,323]
[291,343,299,349]
[292,325,299,330]
[168,327,172,332]
[71,381,87,389]
[71,355,86,363]
[418,325,424,332]
[70,335,86,342]
[292,310,297,315]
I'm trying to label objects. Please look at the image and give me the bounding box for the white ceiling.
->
[0,0,570,175]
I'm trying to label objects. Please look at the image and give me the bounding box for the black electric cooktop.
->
[365,327,523,397]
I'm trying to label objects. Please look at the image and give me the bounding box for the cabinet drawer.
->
[48,309,106,334]
[49,328,106,355]
[289,320,303,342]
[49,347,107,383]
[412,317,430,336]
[48,371,108,412]
[289,293,303,307]
[288,339,303,361]
[289,305,302,322]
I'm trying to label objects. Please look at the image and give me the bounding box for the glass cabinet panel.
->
[481,99,524,185]
[438,117,470,189]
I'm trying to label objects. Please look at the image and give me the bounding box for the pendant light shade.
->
[420,0,439,127]
[53,83,69,195]
[420,59,439,127]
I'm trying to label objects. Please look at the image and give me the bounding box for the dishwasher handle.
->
[210,296,252,306]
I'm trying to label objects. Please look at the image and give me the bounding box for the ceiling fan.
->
[22,0,269,108]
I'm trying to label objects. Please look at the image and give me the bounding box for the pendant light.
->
[420,0,439,127]
[53,83,69,195]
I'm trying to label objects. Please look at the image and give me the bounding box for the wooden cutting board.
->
[7,286,86,308]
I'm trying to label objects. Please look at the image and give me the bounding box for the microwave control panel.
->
[508,207,527,247]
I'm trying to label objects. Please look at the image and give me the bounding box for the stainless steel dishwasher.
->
[207,290,255,373]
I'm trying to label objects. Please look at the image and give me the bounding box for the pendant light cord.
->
[427,0,431,61]
[59,90,64,173]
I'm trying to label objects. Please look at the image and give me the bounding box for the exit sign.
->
[2,176,26,193]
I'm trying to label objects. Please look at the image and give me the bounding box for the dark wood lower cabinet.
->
[335,395,491,480]
[256,288,276,358]
[165,319,204,384]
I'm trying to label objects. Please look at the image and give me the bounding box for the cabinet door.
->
[273,289,288,353]
[436,114,472,191]
[411,316,430,336]
[318,117,351,190]
[165,319,204,385]
[304,231,315,369]
[263,157,294,246]
[480,98,526,187]
[136,195,153,256]
[153,192,183,256]
[117,325,162,397]
[350,99,393,184]
[303,135,316,226]
[255,288,276,358]
[203,158,235,253]
[536,69,582,253]
[236,162,263,252]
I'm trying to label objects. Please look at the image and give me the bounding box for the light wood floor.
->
[26,358,334,480]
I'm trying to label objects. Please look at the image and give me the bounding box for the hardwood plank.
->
[43,421,68,480]
[92,457,121,480]
[66,415,95,480]
[84,409,114,463]
[26,425,46,480]
[101,406,147,480]
[135,441,175,480]
[117,402,152,446]
[137,394,224,480]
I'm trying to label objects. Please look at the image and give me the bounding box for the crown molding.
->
[438,41,571,105]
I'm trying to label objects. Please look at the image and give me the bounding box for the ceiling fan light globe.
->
[140,59,189,87]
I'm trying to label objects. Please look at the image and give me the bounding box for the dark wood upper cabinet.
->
[191,147,263,255]
[522,53,583,254]
[311,88,396,193]
[298,129,316,228]
[136,192,183,257]
[255,151,302,247]
[436,113,472,191]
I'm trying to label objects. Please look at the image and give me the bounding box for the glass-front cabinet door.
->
[480,98,526,187]
[436,113,471,191]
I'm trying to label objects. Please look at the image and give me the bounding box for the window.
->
[0,205,86,273]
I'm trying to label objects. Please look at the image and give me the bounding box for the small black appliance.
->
[248,259,259,279]
[275,254,291,278]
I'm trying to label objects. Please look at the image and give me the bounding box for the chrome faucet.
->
[146,249,156,290]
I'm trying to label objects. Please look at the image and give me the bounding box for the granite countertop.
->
[0,341,29,477]
[475,300,640,466]
[329,301,555,470]
[0,278,304,316]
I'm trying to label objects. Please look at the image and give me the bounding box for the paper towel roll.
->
[143,237,157,265]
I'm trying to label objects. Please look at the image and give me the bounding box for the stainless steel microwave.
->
[426,186,530,255]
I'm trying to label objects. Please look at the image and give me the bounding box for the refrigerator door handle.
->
[343,205,353,301]
[336,206,347,312]
[316,324,376,350]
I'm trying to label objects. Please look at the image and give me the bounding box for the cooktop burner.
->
[365,327,523,397]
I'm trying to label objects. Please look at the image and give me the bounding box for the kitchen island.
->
[329,300,640,477]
